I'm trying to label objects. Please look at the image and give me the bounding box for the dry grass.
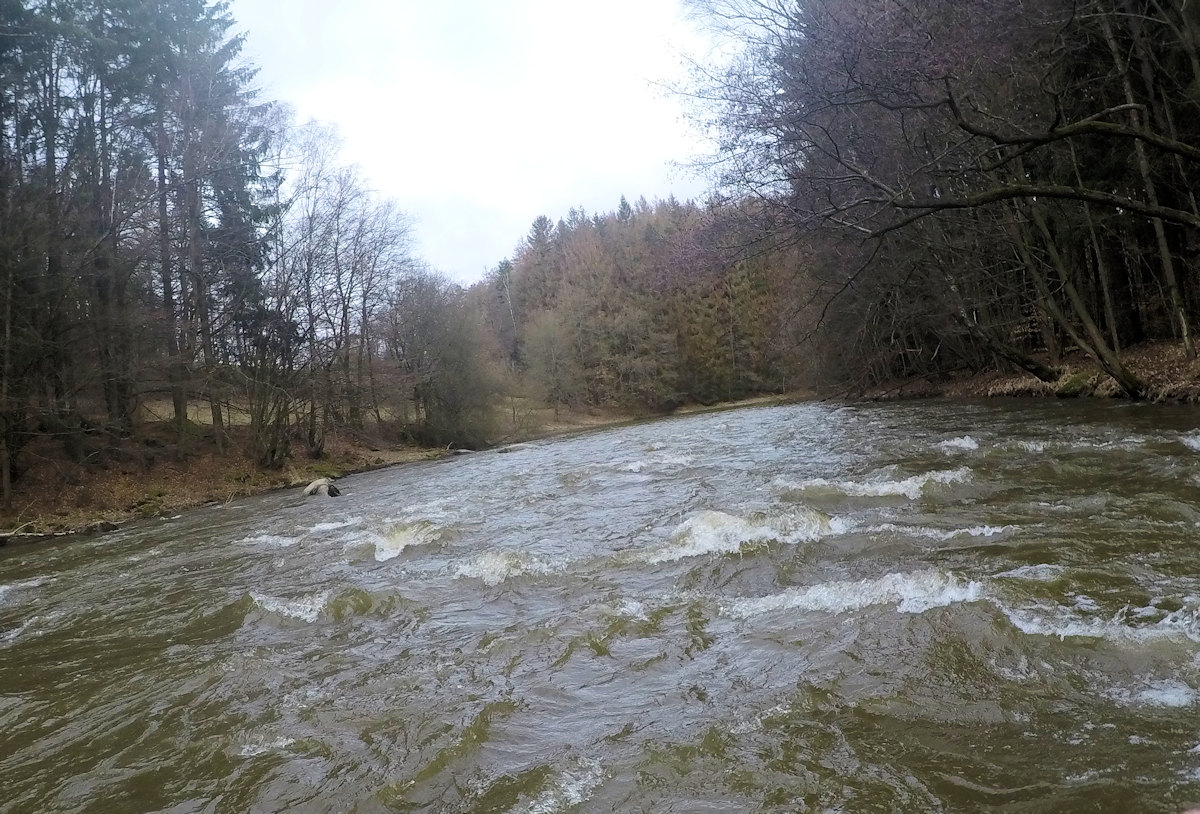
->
[0,423,438,537]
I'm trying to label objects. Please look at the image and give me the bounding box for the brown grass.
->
[0,424,438,538]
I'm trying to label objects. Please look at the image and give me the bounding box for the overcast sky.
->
[226,0,714,284]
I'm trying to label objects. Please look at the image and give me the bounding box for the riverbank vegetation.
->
[2,0,1200,532]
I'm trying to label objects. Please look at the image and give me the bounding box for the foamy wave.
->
[643,508,830,564]
[938,436,979,453]
[990,654,1040,683]
[724,570,983,618]
[1054,436,1149,452]
[513,758,605,814]
[775,467,971,501]
[374,520,444,562]
[1182,433,1200,452]
[454,550,564,586]
[867,523,1016,541]
[1000,603,1200,643]
[398,500,461,523]
[729,703,790,736]
[1001,437,1148,454]
[1106,679,1198,708]
[250,590,330,623]
[960,524,1016,537]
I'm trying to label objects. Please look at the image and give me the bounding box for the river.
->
[3,399,1200,813]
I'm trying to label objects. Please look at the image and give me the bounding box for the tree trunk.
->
[1101,12,1193,358]
[157,111,187,435]
[1022,205,1145,398]
[186,175,224,453]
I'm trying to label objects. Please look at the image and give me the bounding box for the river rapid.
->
[4,399,1200,813]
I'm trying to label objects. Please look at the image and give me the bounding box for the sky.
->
[226,0,716,285]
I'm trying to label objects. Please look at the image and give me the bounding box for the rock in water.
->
[303,477,340,497]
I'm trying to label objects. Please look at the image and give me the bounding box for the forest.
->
[686,0,1200,397]
[1,0,1198,512]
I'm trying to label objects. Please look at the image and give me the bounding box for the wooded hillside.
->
[474,198,810,414]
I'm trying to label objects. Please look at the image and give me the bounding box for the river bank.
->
[0,396,796,542]
[855,340,1200,404]
[15,339,1190,543]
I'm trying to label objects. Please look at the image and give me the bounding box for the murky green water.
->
[4,399,1200,813]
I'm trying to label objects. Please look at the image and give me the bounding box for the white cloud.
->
[229,0,712,283]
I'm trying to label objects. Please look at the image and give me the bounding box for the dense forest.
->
[686,0,1200,396]
[0,0,493,506]
[1,0,1199,510]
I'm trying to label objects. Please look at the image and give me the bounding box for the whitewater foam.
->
[609,598,649,621]
[237,735,297,757]
[454,550,564,586]
[1,616,39,645]
[1,584,18,605]
[938,436,979,453]
[775,466,971,501]
[374,520,444,562]
[249,590,330,623]
[642,508,831,564]
[1000,602,1200,643]
[868,523,1017,542]
[725,569,984,618]
[1106,679,1198,708]
[514,758,605,814]
[0,577,51,605]
[309,517,362,533]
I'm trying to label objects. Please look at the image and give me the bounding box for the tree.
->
[380,268,496,447]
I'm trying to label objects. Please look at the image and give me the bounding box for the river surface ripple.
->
[5,399,1200,812]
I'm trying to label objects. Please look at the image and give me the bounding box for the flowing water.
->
[4,399,1200,813]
